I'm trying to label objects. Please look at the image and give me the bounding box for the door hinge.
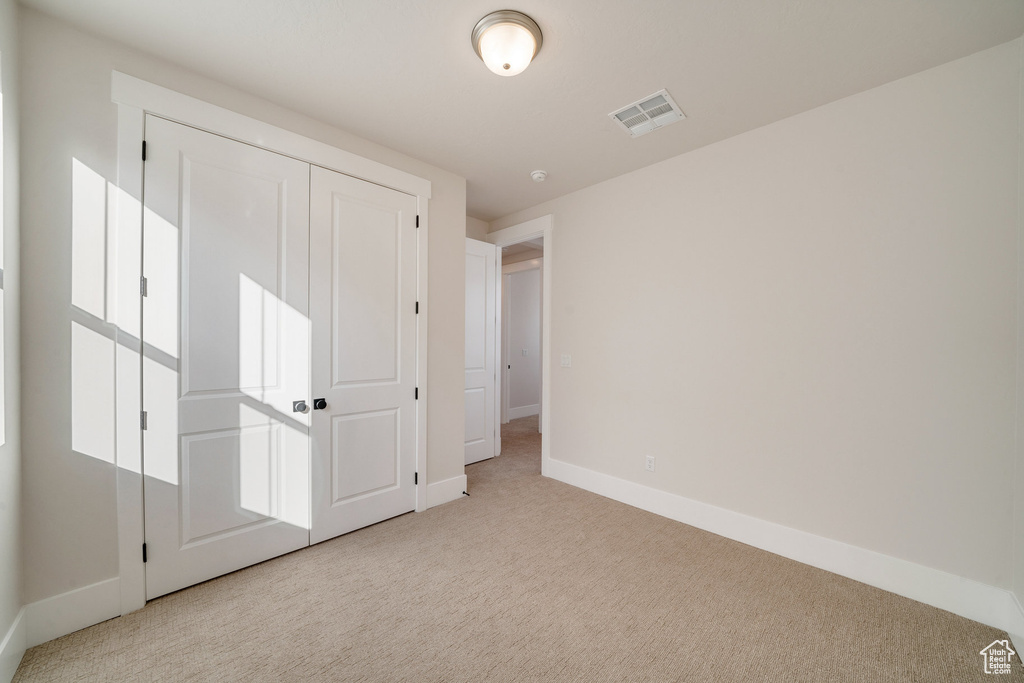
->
[415,215,419,228]
[414,387,418,400]
[140,276,148,297]
[142,543,147,563]
[415,301,419,314]
[140,411,148,430]
[142,140,147,161]
[415,472,418,485]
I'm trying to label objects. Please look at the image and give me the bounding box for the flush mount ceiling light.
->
[472,10,543,77]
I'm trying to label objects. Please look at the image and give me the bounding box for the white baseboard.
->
[0,608,25,683]
[427,474,468,509]
[25,578,120,648]
[507,404,539,420]
[544,457,1024,636]
[1010,594,1024,657]
[1011,632,1024,662]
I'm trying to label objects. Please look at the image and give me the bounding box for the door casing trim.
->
[485,216,553,476]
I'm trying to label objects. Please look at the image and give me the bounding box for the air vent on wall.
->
[609,89,685,137]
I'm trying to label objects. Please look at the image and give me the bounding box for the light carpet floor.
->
[15,416,1022,681]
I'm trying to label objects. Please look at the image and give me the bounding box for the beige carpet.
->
[14,416,1022,681]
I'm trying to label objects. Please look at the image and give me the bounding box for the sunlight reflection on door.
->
[68,147,315,538]
[237,404,278,518]
[238,273,310,529]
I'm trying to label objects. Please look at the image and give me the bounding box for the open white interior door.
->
[465,238,497,465]
[142,115,311,600]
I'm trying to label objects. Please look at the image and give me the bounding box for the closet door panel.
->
[142,115,311,599]
[309,165,418,544]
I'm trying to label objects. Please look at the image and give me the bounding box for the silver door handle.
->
[292,400,307,413]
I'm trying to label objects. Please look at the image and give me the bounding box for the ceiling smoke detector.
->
[609,89,685,137]
[530,170,547,182]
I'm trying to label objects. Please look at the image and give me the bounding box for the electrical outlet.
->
[645,455,656,472]
[560,353,572,368]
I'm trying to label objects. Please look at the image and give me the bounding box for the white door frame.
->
[485,216,553,474]
[495,247,502,455]
[111,72,431,616]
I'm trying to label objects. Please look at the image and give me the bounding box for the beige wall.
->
[0,0,21,663]
[466,215,489,241]
[18,7,465,605]
[493,39,1021,588]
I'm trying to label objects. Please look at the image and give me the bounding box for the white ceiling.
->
[21,0,1024,221]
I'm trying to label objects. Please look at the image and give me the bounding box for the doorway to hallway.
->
[465,416,542,492]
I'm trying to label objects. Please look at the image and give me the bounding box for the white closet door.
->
[465,239,497,464]
[309,166,418,545]
[142,115,311,600]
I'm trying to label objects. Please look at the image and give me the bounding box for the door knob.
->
[313,398,327,410]
[292,400,307,413]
